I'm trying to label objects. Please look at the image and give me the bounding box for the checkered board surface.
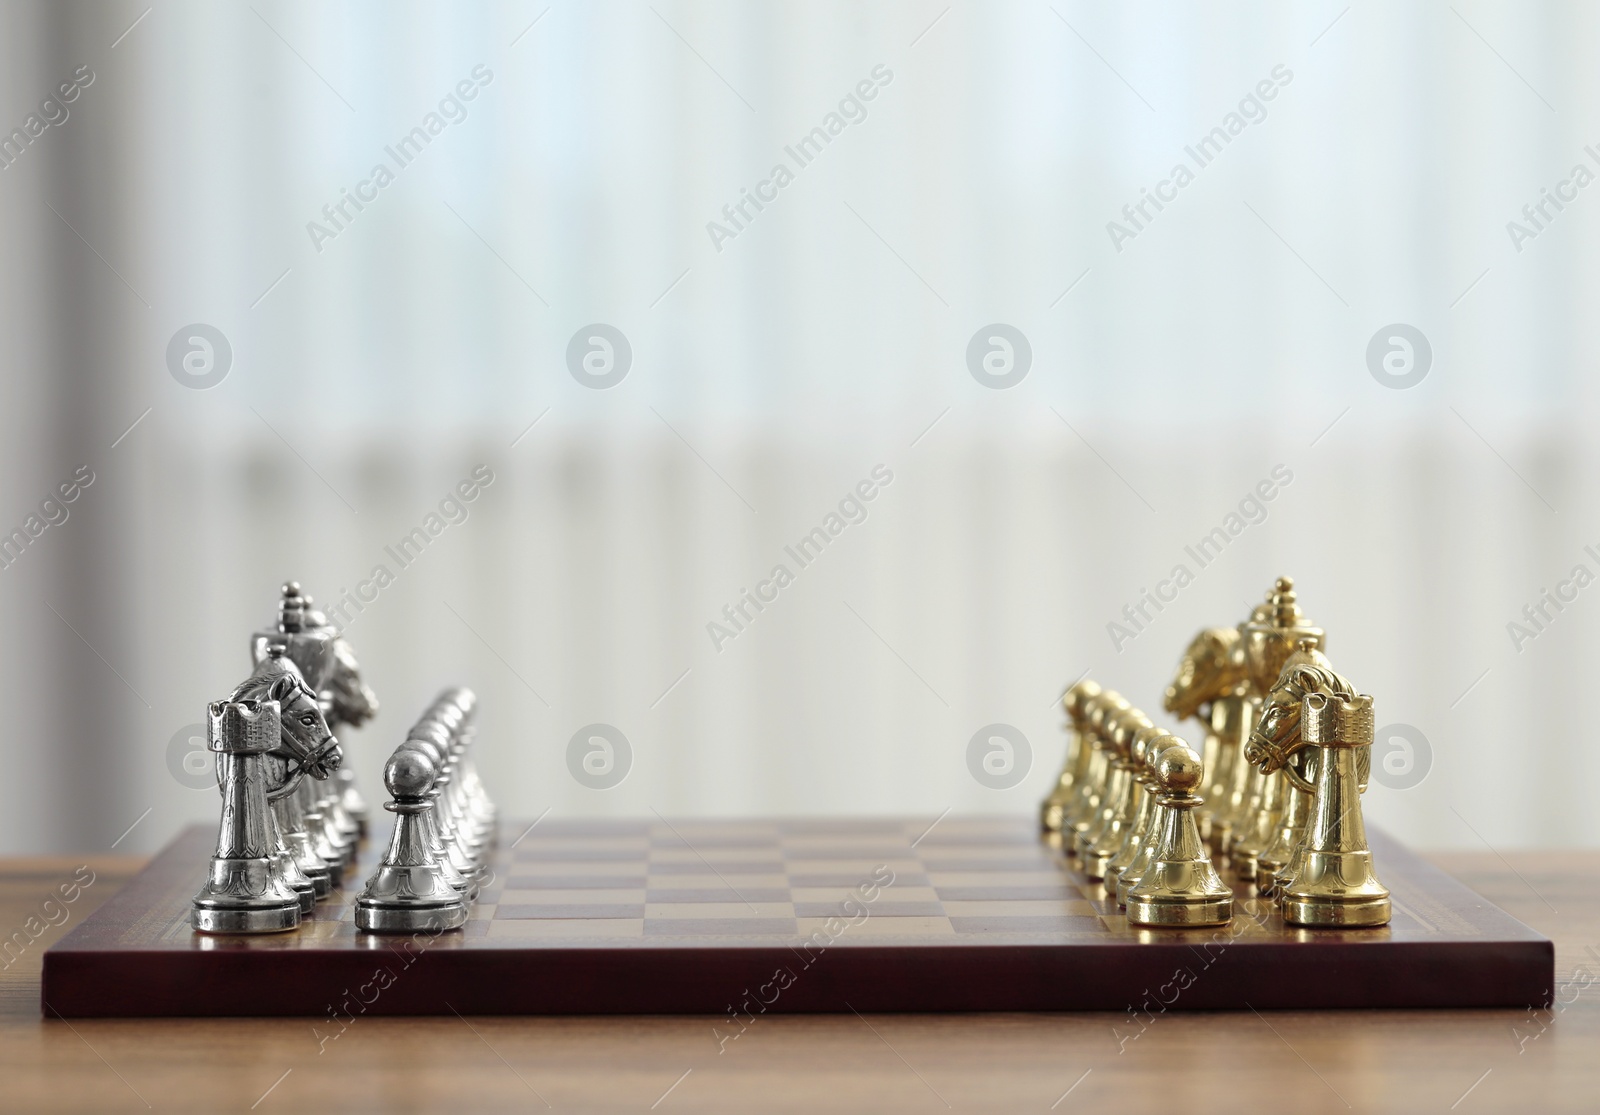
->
[43,816,1554,1015]
[460,815,1107,944]
[128,816,1120,946]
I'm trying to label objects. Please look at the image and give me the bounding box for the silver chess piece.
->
[406,723,482,884]
[395,737,478,896]
[355,748,469,933]
[253,581,378,858]
[436,688,497,847]
[222,645,344,906]
[192,699,304,933]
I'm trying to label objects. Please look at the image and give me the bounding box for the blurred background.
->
[1,0,1596,855]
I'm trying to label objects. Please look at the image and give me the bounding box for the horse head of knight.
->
[1245,638,1352,775]
[232,646,341,789]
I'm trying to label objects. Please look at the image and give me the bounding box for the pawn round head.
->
[385,748,435,799]
[1155,739,1203,794]
[1110,709,1153,759]
[405,731,444,762]
[1063,679,1103,726]
[1130,724,1165,774]
[1087,691,1129,739]
[411,721,452,751]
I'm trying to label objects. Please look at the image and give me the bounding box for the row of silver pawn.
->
[354,688,498,933]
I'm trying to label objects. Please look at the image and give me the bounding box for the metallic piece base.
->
[1248,857,1286,889]
[1126,895,1233,927]
[1081,850,1114,881]
[191,903,300,934]
[288,883,315,914]
[354,901,467,933]
[270,854,317,914]
[1283,895,1391,927]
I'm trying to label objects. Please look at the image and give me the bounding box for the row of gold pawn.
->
[1042,682,1233,927]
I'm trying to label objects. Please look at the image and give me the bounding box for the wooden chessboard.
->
[42,816,1552,1017]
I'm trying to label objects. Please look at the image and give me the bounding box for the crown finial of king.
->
[278,581,308,632]
[1265,575,1305,627]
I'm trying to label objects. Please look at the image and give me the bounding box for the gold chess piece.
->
[1255,742,1319,893]
[1230,743,1286,882]
[1163,626,1249,850]
[1112,725,1173,907]
[1231,577,1324,880]
[1041,680,1103,835]
[1103,721,1167,895]
[1068,691,1129,852]
[1213,698,1263,861]
[1081,706,1153,879]
[1248,638,1346,896]
[1247,643,1389,927]
[1125,736,1234,928]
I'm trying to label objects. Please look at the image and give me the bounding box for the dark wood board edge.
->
[42,936,1554,1017]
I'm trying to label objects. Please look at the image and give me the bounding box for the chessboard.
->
[42,815,1551,1017]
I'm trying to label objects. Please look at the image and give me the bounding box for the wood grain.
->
[4,846,1596,1113]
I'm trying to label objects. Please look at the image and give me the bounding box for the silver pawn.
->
[355,749,469,933]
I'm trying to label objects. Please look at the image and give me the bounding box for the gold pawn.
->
[1104,723,1167,896]
[1063,690,1125,847]
[1041,680,1103,835]
[1068,697,1132,851]
[1114,726,1171,907]
[1081,707,1152,878]
[1126,737,1234,928]
[1256,749,1317,893]
[1231,756,1285,882]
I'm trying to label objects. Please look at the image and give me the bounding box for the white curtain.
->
[1,1,1595,853]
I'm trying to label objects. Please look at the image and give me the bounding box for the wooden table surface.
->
[2,850,1594,1114]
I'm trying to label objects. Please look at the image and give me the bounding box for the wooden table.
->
[2,851,1593,1113]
